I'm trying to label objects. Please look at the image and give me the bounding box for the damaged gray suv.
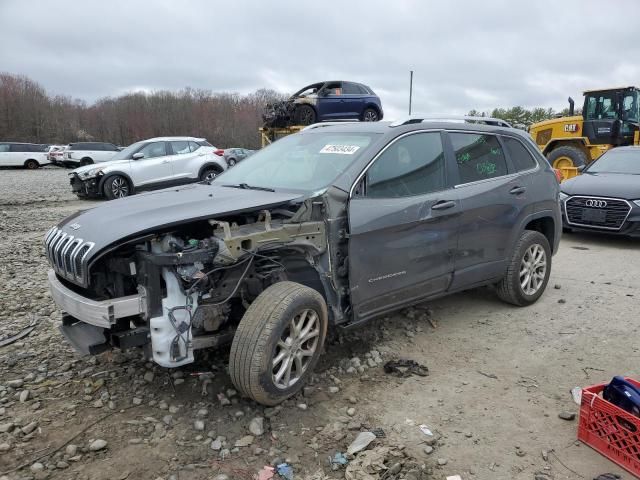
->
[45,117,561,405]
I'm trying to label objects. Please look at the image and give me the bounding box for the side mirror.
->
[132,152,144,160]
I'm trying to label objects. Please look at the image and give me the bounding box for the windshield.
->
[110,141,146,161]
[586,149,640,175]
[213,132,379,192]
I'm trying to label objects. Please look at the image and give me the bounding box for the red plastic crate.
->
[578,377,640,478]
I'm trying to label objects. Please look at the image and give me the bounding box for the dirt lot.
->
[0,167,638,480]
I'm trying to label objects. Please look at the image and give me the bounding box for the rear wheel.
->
[24,159,39,169]
[294,105,316,125]
[547,146,587,169]
[227,158,237,167]
[362,108,379,122]
[496,230,551,306]
[199,166,223,182]
[103,175,130,199]
[229,282,328,406]
[80,158,93,166]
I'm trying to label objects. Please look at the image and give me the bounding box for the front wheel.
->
[294,105,317,125]
[547,146,587,169]
[103,175,131,199]
[229,282,328,406]
[496,230,551,306]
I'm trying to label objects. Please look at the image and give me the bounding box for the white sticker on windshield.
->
[320,144,360,155]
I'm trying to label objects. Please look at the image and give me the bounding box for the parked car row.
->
[0,142,50,168]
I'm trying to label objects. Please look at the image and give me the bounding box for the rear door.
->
[341,82,365,118]
[348,131,460,322]
[168,140,203,181]
[8,143,27,166]
[129,141,173,186]
[448,131,530,289]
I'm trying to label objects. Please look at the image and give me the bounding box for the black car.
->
[262,80,384,127]
[561,147,640,236]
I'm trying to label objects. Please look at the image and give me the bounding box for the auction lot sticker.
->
[320,144,360,155]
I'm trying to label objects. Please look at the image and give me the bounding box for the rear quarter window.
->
[450,132,509,184]
[502,136,538,172]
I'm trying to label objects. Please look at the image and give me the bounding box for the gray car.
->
[44,117,561,406]
[224,147,255,167]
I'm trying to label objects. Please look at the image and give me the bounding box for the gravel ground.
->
[0,166,638,480]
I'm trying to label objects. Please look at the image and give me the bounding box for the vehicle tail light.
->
[214,149,224,156]
[553,168,563,183]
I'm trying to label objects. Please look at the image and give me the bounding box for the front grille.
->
[44,227,95,285]
[565,196,631,230]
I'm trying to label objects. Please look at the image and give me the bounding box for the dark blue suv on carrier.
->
[263,80,384,127]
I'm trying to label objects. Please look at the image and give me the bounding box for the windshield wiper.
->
[222,183,275,192]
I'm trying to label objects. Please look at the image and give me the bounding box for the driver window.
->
[137,142,166,159]
[365,132,446,198]
[323,82,342,96]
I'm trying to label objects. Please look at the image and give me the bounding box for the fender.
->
[98,171,135,194]
[507,209,560,261]
[197,162,225,179]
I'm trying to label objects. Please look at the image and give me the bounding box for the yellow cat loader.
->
[530,87,640,177]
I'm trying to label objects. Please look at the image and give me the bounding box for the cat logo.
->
[563,123,579,133]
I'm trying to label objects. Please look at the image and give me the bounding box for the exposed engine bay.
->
[56,195,350,368]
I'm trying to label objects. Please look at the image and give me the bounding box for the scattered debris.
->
[583,366,605,378]
[235,435,254,447]
[0,318,38,348]
[345,446,404,480]
[329,452,349,469]
[257,465,275,480]
[571,246,590,250]
[446,476,462,480]
[347,431,377,455]
[558,411,576,421]
[477,370,498,379]
[370,428,385,438]
[276,462,293,480]
[571,386,583,405]
[383,359,429,377]
[558,299,567,304]
[593,474,621,480]
[418,424,433,436]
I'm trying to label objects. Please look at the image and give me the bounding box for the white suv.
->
[70,136,227,199]
[63,142,120,167]
[0,142,50,169]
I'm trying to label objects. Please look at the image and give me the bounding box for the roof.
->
[141,136,206,142]
[583,86,639,94]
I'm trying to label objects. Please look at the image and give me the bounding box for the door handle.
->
[509,186,526,195]
[431,200,456,210]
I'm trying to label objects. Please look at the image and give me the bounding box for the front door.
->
[348,131,460,322]
[317,82,349,119]
[129,141,173,186]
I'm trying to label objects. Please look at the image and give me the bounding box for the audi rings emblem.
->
[585,199,607,208]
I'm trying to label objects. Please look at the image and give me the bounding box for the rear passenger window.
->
[343,82,359,95]
[502,136,538,172]
[171,141,191,155]
[188,141,201,152]
[450,133,508,184]
[0,144,9,153]
[366,132,446,198]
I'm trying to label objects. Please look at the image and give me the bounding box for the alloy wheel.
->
[111,177,129,198]
[272,308,320,389]
[364,110,378,121]
[519,244,547,295]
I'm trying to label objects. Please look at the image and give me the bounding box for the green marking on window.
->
[476,161,496,175]
[490,148,501,156]
[457,152,471,164]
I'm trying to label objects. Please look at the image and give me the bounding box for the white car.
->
[0,142,50,169]
[63,142,120,167]
[70,136,227,199]
[47,145,68,165]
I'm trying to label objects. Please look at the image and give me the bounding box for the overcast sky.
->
[1,0,639,120]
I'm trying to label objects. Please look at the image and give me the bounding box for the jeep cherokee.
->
[45,118,561,406]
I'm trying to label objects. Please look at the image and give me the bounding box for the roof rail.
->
[301,120,363,131]
[389,115,513,128]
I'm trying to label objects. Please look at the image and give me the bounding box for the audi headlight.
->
[559,192,570,201]
[78,168,103,180]
[633,200,640,207]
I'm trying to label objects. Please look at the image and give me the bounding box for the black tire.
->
[547,146,587,169]
[227,158,237,167]
[229,281,328,406]
[362,108,379,122]
[294,105,317,125]
[103,175,131,200]
[199,166,223,182]
[24,159,39,170]
[80,158,93,166]
[496,230,551,306]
